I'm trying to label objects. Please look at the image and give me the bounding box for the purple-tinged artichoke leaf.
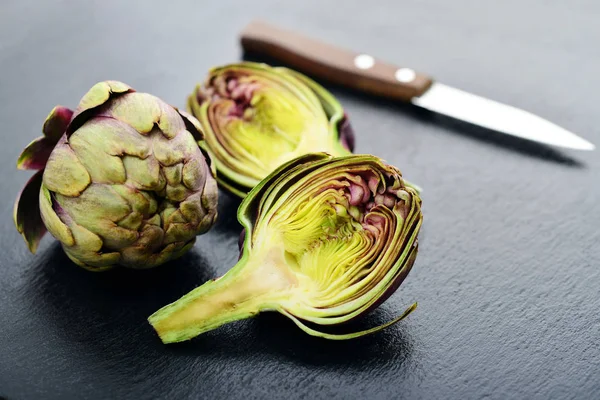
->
[338,113,356,152]
[13,170,46,253]
[17,136,56,170]
[42,106,74,141]
[17,106,74,170]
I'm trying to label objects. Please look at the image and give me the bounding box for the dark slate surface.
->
[1,1,599,399]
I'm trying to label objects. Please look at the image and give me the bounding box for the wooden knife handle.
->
[240,20,433,102]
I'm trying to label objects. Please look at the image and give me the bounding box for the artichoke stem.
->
[148,247,297,343]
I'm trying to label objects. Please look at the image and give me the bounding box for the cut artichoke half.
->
[188,62,355,198]
[149,153,422,343]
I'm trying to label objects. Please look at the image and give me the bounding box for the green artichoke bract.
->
[149,153,422,343]
[188,62,355,198]
[14,81,219,271]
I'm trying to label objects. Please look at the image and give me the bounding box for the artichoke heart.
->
[14,81,219,270]
[149,153,422,343]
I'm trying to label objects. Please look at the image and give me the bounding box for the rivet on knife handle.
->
[240,21,433,102]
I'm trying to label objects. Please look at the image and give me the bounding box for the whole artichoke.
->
[188,62,355,197]
[149,153,422,343]
[14,81,219,271]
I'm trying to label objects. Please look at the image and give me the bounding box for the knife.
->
[240,21,595,151]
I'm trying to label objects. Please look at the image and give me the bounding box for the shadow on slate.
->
[165,302,415,370]
[242,52,585,168]
[25,243,216,350]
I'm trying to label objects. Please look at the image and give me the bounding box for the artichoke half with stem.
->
[14,81,219,271]
[149,153,422,343]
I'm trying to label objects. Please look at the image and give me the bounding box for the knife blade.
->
[240,21,595,151]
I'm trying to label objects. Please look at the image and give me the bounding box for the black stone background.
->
[1,1,599,399]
